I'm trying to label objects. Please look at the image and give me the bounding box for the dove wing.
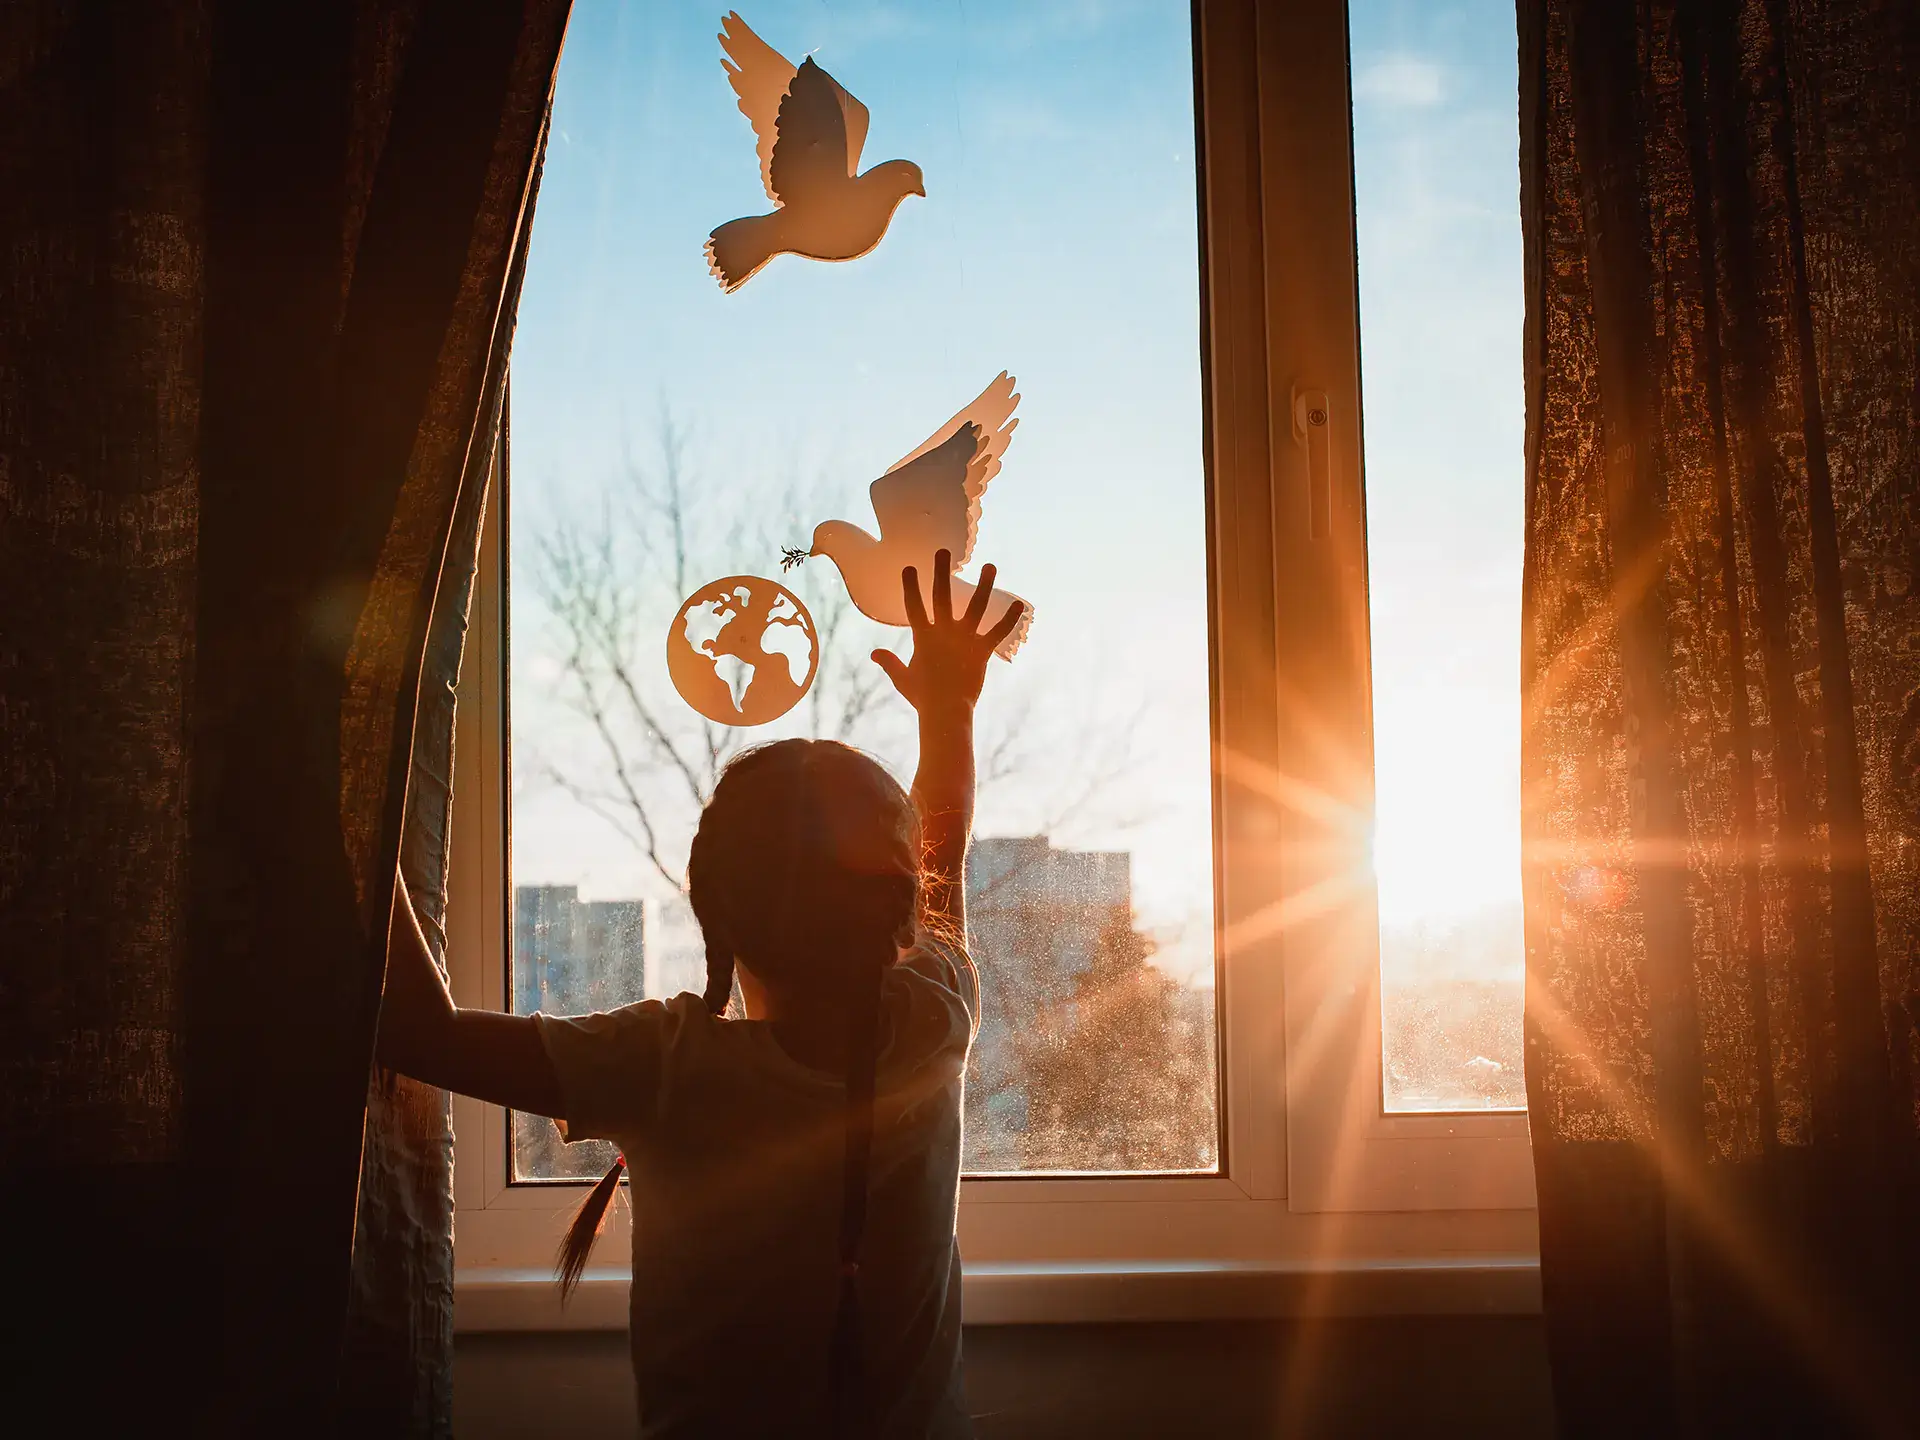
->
[880,372,1020,568]
[867,423,983,572]
[768,58,854,207]
[827,76,870,174]
[719,12,795,204]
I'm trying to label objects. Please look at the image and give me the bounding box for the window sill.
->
[453,1255,1542,1332]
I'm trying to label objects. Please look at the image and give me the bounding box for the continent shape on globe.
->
[666,575,820,726]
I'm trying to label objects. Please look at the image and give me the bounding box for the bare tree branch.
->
[536,756,685,896]
[599,644,716,811]
[538,617,688,892]
[519,400,1137,921]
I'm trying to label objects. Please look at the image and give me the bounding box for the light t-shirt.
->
[533,937,979,1440]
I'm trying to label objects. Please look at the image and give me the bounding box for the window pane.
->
[1350,1,1527,1111]
[507,0,1218,1177]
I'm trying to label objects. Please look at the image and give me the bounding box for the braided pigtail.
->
[828,932,890,1437]
[690,816,737,1017]
[556,1152,626,1302]
[701,938,735,1016]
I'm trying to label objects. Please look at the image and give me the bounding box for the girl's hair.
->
[556,739,918,1433]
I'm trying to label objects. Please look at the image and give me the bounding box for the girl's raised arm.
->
[376,871,565,1118]
[872,550,1025,939]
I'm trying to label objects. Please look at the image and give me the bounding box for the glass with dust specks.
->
[1351,0,1528,1112]
[504,0,1222,1180]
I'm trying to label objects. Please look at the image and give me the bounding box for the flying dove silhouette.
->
[785,373,1033,660]
[705,12,926,292]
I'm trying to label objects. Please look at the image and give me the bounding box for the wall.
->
[453,1317,1556,1438]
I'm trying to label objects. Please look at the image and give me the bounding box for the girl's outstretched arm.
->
[377,871,565,1117]
[872,550,1026,938]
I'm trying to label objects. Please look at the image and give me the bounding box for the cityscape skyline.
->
[510,830,1221,1177]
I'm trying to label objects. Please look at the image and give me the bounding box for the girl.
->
[378,553,1024,1438]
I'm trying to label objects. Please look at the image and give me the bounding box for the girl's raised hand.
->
[871,550,1025,714]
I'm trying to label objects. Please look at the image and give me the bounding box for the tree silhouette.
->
[513,403,1214,1178]
[522,402,1150,914]
[1015,914,1218,1171]
[523,404,892,894]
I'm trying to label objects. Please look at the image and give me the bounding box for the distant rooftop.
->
[968,836,1130,910]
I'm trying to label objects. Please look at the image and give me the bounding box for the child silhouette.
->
[380,552,1024,1437]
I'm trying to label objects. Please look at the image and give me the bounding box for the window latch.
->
[1291,387,1332,541]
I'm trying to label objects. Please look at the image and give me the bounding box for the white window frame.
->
[450,0,1538,1332]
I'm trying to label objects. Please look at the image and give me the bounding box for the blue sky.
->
[507,0,1524,991]
[1348,0,1524,941]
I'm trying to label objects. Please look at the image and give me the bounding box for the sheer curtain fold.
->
[1520,0,1920,1434]
[0,1,568,1432]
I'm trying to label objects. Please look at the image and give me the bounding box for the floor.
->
[453,1316,1558,1437]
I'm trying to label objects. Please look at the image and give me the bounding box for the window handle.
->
[1292,387,1332,541]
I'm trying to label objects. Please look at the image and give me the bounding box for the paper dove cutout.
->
[705,12,925,292]
[784,372,1034,660]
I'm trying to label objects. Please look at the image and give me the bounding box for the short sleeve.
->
[896,931,980,1035]
[532,995,702,1144]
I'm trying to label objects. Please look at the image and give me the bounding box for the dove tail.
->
[706,214,780,293]
[993,600,1035,661]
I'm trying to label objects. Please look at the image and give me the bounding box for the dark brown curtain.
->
[1,2,566,1432]
[1520,0,1919,1435]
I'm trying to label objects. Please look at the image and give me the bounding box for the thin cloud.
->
[1355,53,1445,108]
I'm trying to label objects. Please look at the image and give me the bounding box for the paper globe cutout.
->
[666,575,819,726]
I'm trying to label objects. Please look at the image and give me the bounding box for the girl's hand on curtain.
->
[377,870,565,1119]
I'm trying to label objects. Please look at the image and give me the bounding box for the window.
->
[1267,0,1536,1214]
[502,0,1219,1181]
[450,0,1538,1324]
[1354,0,1527,1116]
